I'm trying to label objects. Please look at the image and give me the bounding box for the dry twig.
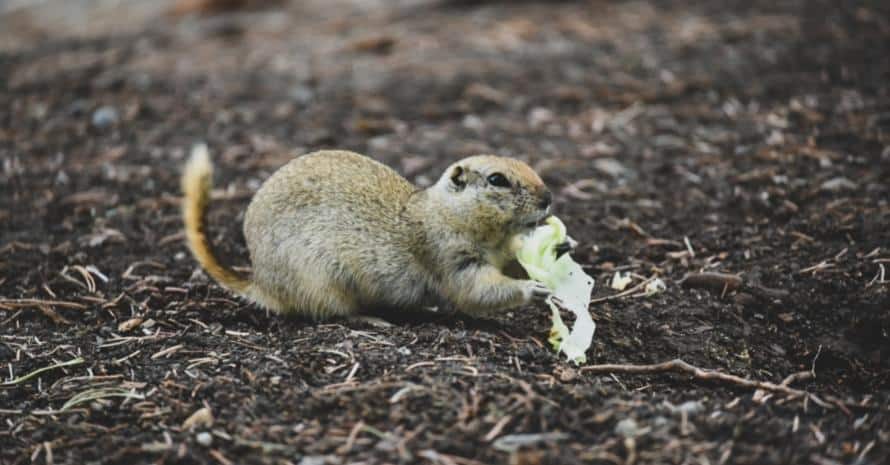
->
[0,299,87,310]
[580,358,809,398]
[679,272,743,293]
[588,277,658,304]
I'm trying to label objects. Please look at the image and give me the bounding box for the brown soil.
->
[1,1,888,464]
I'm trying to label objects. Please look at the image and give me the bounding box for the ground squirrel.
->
[182,146,565,320]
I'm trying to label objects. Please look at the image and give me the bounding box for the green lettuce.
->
[516,216,595,364]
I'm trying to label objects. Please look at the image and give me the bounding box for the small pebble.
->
[462,114,484,131]
[652,134,687,150]
[820,177,857,192]
[92,106,119,128]
[298,456,330,465]
[766,130,784,146]
[614,418,641,438]
[55,170,70,185]
[672,400,705,415]
[528,107,554,128]
[196,432,212,447]
[492,432,569,452]
[368,135,390,151]
[289,85,314,104]
[593,158,629,178]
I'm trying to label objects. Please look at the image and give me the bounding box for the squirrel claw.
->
[525,280,552,303]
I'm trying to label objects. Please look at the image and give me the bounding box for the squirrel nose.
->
[538,190,552,210]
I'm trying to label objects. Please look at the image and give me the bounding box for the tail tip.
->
[186,142,211,172]
[183,143,212,191]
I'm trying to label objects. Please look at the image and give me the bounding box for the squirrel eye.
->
[487,173,511,188]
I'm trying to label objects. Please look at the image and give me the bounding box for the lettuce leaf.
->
[516,216,596,364]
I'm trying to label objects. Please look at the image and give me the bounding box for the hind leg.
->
[307,285,359,320]
[246,231,363,319]
[280,278,359,320]
[248,266,359,320]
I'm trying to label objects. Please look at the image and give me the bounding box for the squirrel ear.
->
[450,165,466,190]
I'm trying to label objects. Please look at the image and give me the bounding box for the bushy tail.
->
[181,144,250,293]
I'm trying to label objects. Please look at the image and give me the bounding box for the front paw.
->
[522,280,552,304]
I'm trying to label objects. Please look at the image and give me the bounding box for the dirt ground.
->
[1,0,889,464]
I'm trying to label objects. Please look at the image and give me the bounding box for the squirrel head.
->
[429,155,552,241]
